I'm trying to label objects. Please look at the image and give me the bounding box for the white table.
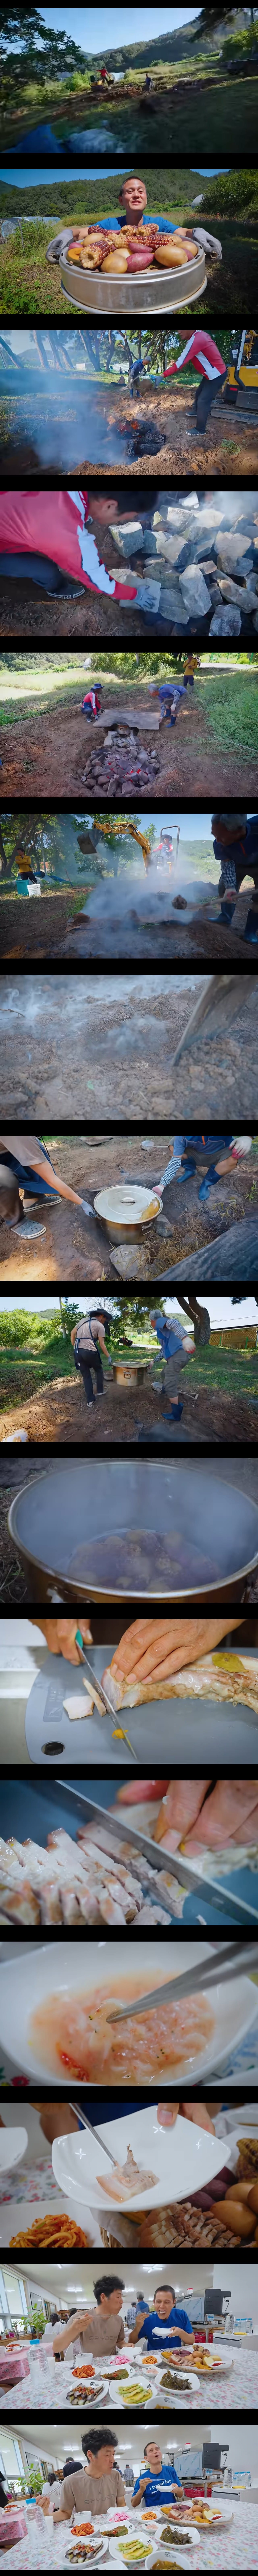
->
[0,2501,257,2570]
[1,2340,257,2414]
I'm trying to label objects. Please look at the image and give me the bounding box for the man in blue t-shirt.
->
[129,2283,193,2354]
[149,1308,195,1425]
[132,2440,183,2510]
[211,811,258,944]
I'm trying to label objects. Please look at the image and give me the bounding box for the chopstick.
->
[68,2101,116,2169]
[107,1938,258,2022]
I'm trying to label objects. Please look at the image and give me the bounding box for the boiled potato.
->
[214,2197,254,2237]
[101,251,129,272]
[155,244,186,268]
[246,2183,258,2215]
[223,2180,253,2202]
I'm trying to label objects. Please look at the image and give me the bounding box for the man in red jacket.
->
[0,489,138,603]
[164,329,226,437]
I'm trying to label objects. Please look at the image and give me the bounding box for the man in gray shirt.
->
[54,2430,125,2522]
[52,2273,125,2360]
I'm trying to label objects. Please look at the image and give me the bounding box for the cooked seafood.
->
[0,1824,179,1928]
[104,1634,258,1715]
[29,1977,214,2083]
[96,2145,157,2201]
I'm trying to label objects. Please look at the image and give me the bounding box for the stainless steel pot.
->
[60,243,206,316]
[94,1185,162,1244]
[8,1461,258,1607]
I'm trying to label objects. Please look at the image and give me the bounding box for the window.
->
[0,2269,28,2328]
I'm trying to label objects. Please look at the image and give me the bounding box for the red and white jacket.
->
[0,489,137,599]
[164,331,226,380]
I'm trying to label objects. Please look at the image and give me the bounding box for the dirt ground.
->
[0,974,195,1120]
[81,383,258,483]
[0,1138,257,1290]
[1,680,257,801]
[1,1364,257,1447]
[0,379,257,484]
[2,883,257,967]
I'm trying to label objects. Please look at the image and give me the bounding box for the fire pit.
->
[60,241,206,316]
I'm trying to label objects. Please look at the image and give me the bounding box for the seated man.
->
[132,2440,183,2510]
[211,810,258,944]
[130,2281,193,2353]
[53,2432,125,2524]
[52,2272,125,2360]
[0,490,137,606]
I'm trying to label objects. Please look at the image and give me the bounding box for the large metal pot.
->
[94,1184,162,1244]
[60,242,206,316]
[8,1461,258,1607]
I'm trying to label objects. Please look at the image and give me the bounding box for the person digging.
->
[149,1308,196,1427]
[71,1309,112,1409]
[211,811,258,944]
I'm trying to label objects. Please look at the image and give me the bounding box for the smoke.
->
[84,850,214,946]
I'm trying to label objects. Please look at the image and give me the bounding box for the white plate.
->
[0,2125,28,2170]
[108,2537,156,2569]
[52,2104,238,2217]
[68,2536,106,2562]
[109,2373,155,2408]
[2,1938,257,2088]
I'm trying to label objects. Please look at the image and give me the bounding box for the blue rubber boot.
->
[176,1161,196,1182]
[244,911,258,945]
[198,1171,220,1203]
[161,1399,184,1422]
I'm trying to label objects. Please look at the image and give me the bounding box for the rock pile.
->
[82,731,159,797]
[110,494,258,633]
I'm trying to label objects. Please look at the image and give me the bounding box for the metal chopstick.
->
[107,1938,258,2022]
[68,2102,117,2169]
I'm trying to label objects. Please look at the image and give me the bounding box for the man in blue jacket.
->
[129,2282,193,2354]
[132,2441,184,2510]
[150,1308,195,1424]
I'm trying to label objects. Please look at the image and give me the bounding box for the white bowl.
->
[0,1937,257,2089]
[0,2126,28,2171]
[52,2103,238,2217]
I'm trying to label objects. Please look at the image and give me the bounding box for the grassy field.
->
[0,1332,257,1418]
[185,1347,258,1400]
[0,661,85,729]
[2,72,258,156]
[199,672,258,761]
[0,214,257,319]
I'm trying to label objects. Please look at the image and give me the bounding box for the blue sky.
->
[35,7,202,48]
[1,1294,257,1327]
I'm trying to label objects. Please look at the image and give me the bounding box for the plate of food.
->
[156,2367,199,2401]
[108,2537,156,2567]
[3,1935,255,2090]
[109,2371,155,2407]
[52,2101,239,2218]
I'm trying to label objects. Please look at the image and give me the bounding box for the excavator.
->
[215,330,258,418]
[99,817,152,869]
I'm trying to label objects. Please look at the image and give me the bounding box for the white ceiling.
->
[8,2259,214,2300]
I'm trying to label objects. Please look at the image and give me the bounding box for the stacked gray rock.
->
[110,495,258,632]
